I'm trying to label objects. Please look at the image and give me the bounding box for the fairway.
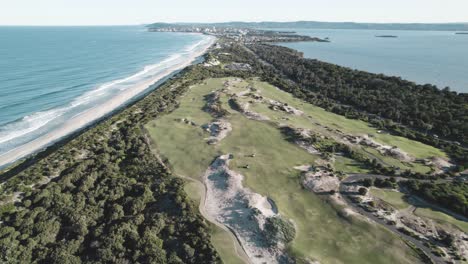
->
[144,77,437,263]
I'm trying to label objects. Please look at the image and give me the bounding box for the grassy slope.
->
[246,80,444,174]
[370,188,410,210]
[370,188,468,232]
[250,80,446,160]
[334,156,371,174]
[414,208,468,233]
[145,78,431,263]
[183,177,246,264]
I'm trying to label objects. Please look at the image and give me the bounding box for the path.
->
[144,132,251,264]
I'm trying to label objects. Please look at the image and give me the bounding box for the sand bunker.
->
[202,120,232,144]
[301,167,339,193]
[267,99,304,116]
[229,98,270,121]
[204,155,291,264]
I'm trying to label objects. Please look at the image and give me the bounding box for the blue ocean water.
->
[279,29,468,93]
[0,26,209,155]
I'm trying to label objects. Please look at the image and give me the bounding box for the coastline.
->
[0,35,216,168]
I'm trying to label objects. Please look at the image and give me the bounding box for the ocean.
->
[279,29,468,93]
[0,26,212,159]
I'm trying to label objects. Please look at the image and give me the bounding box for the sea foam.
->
[0,34,213,156]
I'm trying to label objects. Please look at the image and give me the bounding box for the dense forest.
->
[247,44,468,165]
[404,181,468,217]
[249,44,468,145]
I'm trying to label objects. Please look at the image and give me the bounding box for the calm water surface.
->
[280,29,468,93]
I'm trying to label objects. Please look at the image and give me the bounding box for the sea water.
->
[279,29,468,93]
[0,26,210,156]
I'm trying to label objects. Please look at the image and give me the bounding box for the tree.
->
[358,187,368,196]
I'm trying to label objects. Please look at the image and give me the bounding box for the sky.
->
[1,0,467,26]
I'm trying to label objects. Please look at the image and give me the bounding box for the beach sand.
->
[0,36,216,168]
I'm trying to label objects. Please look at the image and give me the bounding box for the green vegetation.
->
[209,225,246,264]
[248,44,468,166]
[370,186,468,232]
[0,66,223,264]
[415,208,468,232]
[0,38,462,264]
[370,188,410,210]
[246,80,440,175]
[404,181,468,217]
[334,156,370,174]
[147,77,423,264]
[263,216,296,245]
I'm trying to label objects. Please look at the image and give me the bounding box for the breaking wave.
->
[0,35,213,155]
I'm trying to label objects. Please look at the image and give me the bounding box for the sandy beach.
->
[0,36,216,168]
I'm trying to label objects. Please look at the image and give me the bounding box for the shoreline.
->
[0,35,216,168]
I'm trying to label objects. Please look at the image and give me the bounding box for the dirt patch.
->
[267,99,303,116]
[342,134,414,162]
[296,141,320,155]
[427,157,453,171]
[228,98,270,121]
[204,155,292,264]
[302,167,339,193]
[203,91,230,118]
[202,120,232,145]
[225,63,253,71]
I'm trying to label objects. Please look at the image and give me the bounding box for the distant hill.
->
[148,21,468,31]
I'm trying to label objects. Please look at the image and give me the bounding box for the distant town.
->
[147,24,329,43]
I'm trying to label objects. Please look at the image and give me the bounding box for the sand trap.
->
[204,154,289,264]
[229,98,270,121]
[302,167,339,193]
[202,120,232,144]
[267,99,304,116]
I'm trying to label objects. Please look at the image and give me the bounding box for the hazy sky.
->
[1,0,467,25]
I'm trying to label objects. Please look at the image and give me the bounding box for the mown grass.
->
[146,77,426,264]
[414,208,468,233]
[184,180,246,264]
[334,156,370,174]
[370,188,468,232]
[251,80,447,160]
[370,188,410,210]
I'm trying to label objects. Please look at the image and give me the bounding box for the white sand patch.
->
[202,120,232,144]
[204,155,288,264]
[341,134,414,162]
[296,141,320,155]
[302,167,339,193]
[203,58,220,67]
[293,165,312,172]
[429,157,453,170]
[231,99,270,121]
[267,99,303,116]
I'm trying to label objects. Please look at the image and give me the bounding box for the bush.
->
[263,216,296,246]
[358,187,368,196]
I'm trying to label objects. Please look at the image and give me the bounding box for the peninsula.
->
[0,24,467,264]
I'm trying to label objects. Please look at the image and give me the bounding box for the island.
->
[455,32,468,35]
[376,35,398,38]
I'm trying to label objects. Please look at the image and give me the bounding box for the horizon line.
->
[1,20,468,27]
